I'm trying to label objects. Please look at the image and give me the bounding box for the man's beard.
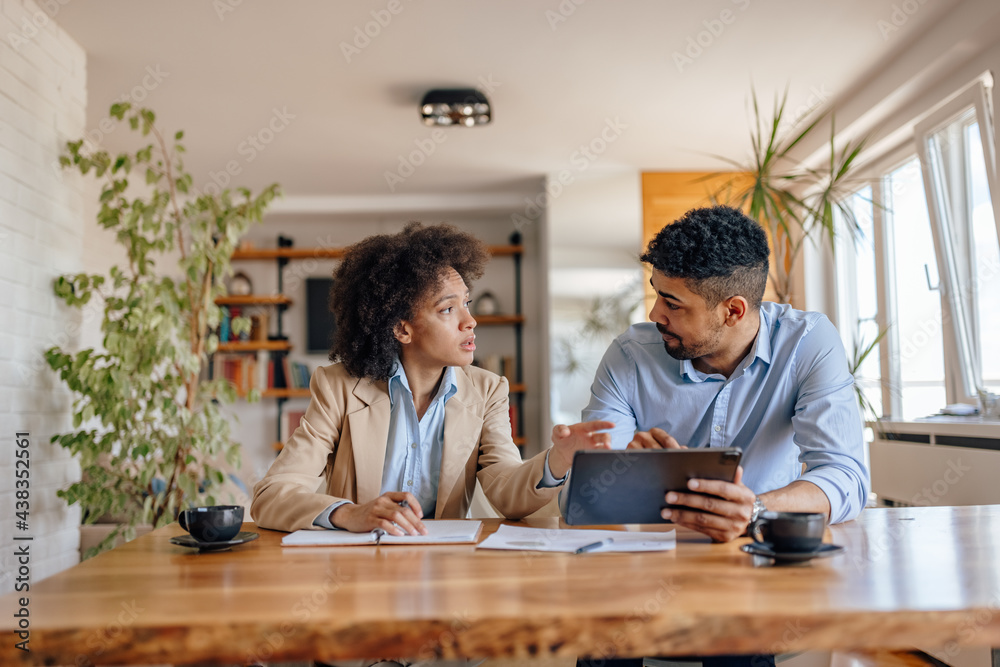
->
[656,323,723,361]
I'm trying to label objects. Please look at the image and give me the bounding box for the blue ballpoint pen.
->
[574,537,614,554]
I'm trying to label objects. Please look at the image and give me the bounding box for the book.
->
[280,409,306,443]
[281,520,483,547]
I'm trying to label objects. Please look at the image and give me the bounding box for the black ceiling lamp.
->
[420,88,491,127]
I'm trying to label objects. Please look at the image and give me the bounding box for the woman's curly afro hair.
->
[329,222,489,381]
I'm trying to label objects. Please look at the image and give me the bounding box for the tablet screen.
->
[563,448,742,525]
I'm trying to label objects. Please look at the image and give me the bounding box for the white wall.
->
[0,0,88,592]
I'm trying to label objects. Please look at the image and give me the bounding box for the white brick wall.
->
[0,0,87,594]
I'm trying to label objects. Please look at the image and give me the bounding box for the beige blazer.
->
[251,362,559,532]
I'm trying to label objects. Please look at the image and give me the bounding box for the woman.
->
[251,222,610,535]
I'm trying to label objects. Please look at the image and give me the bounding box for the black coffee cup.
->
[751,510,825,553]
[178,505,243,543]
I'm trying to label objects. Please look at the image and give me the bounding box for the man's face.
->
[397,267,477,370]
[648,270,726,361]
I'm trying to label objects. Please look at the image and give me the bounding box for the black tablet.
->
[563,447,743,525]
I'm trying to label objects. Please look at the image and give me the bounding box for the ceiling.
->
[56,0,959,201]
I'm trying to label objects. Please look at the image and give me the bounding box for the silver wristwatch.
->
[749,495,766,524]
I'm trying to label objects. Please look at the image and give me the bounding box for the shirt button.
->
[411,443,417,449]
[406,480,413,486]
[714,425,722,432]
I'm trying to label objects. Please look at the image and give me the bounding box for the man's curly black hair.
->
[328,222,489,381]
[640,205,770,310]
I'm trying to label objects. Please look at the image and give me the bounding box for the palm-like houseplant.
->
[45,103,280,556]
[712,89,870,304]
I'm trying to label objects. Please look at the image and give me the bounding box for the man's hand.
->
[548,420,615,479]
[661,466,755,543]
[627,427,686,450]
[330,491,427,536]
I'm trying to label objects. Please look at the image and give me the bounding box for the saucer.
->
[741,542,844,563]
[170,531,259,552]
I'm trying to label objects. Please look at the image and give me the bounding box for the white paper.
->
[476,524,675,553]
[281,520,482,547]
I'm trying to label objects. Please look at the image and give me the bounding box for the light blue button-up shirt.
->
[378,360,458,518]
[582,302,869,523]
[315,360,565,528]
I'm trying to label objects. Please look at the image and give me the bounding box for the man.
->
[575,205,869,667]
[583,205,870,543]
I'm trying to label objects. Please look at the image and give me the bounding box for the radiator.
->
[868,418,1000,507]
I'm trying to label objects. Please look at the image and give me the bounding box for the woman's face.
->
[396,268,477,371]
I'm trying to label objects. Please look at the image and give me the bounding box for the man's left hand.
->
[661,466,755,543]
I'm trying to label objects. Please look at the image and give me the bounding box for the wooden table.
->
[3,506,1000,665]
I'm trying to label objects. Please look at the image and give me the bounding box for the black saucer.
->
[170,531,259,552]
[741,541,844,563]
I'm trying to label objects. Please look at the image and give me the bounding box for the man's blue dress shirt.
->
[582,302,870,523]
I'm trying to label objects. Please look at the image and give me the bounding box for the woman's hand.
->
[548,420,615,479]
[330,491,427,536]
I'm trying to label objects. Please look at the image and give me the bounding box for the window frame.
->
[913,76,999,403]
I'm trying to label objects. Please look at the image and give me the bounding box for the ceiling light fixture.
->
[420,88,491,127]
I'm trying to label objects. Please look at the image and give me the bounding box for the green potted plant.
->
[45,102,280,557]
[712,89,870,304]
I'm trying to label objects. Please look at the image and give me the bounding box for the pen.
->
[574,537,614,554]
[399,500,409,509]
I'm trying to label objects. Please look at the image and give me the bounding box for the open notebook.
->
[281,520,482,547]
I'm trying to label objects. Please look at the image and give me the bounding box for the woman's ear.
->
[394,320,413,345]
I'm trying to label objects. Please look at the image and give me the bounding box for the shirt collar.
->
[389,358,458,407]
[679,309,772,382]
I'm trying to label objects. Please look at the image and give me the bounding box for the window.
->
[966,122,1000,394]
[835,186,884,420]
[915,77,1000,402]
[883,157,947,419]
[834,75,1000,421]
